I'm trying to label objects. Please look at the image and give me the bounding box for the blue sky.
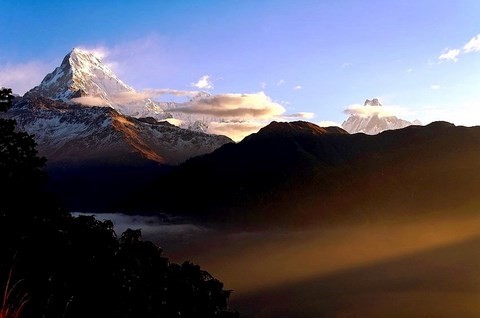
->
[2,0,480,136]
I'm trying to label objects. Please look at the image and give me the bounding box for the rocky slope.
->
[8,96,232,166]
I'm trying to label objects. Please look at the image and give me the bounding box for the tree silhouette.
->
[0,88,239,317]
[117,228,238,317]
[0,88,49,218]
[0,88,14,112]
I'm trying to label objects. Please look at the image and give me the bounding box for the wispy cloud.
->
[282,112,314,119]
[430,85,441,90]
[344,103,410,118]
[438,33,480,62]
[0,61,54,95]
[438,48,460,62]
[463,34,480,53]
[276,79,285,86]
[75,45,119,71]
[142,88,199,98]
[81,34,182,89]
[293,85,302,90]
[73,88,201,107]
[71,96,109,106]
[191,75,214,90]
[76,45,110,60]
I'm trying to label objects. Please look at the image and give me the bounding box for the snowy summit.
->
[341,98,418,135]
[26,48,171,119]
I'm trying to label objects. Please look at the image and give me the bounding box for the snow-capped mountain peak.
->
[29,48,133,104]
[26,48,171,119]
[342,98,418,134]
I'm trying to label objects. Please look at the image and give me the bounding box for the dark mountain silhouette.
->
[124,120,480,226]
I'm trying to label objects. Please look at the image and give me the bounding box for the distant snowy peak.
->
[342,114,412,135]
[342,98,418,135]
[26,48,171,119]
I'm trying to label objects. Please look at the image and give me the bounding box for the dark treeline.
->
[0,87,239,318]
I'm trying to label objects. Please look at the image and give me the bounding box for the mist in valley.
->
[87,207,480,317]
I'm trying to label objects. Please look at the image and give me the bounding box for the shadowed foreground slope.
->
[0,88,239,318]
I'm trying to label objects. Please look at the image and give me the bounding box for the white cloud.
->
[430,85,441,90]
[76,45,110,60]
[438,48,460,62]
[463,34,480,53]
[164,91,314,141]
[75,46,120,71]
[168,92,286,119]
[71,96,109,106]
[72,91,150,107]
[406,68,414,73]
[164,118,184,127]
[276,79,285,86]
[72,89,202,107]
[437,33,480,63]
[318,121,340,127]
[344,104,410,118]
[191,75,214,90]
[0,61,54,95]
[260,82,267,89]
[293,85,302,90]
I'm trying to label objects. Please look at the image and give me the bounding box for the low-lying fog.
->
[75,212,480,317]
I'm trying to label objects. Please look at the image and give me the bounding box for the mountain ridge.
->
[122,119,480,227]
